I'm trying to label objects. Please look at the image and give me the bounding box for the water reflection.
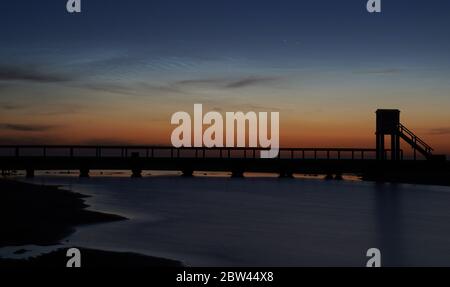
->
[13,176,450,266]
[374,183,405,266]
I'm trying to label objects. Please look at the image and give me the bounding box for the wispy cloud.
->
[0,102,83,116]
[176,75,280,89]
[0,123,58,132]
[0,102,25,110]
[353,68,403,75]
[0,65,72,83]
[176,78,226,86]
[82,82,184,96]
[37,104,84,116]
[428,128,450,135]
[0,136,58,145]
[83,82,140,96]
[73,54,208,75]
[82,75,274,97]
[226,76,278,88]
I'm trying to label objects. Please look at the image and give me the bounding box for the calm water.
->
[7,174,450,266]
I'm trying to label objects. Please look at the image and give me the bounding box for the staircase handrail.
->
[398,123,433,153]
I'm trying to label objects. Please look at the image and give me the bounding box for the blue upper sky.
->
[2,0,450,64]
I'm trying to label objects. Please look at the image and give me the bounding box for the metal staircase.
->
[397,123,434,160]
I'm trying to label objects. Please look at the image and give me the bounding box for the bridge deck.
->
[0,145,394,160]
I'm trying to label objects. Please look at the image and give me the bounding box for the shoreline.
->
[5,170,450,187]
[0,179,182,267]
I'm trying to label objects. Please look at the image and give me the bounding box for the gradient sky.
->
[1,0,450,154]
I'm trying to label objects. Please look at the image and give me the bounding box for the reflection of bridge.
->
[0,110,448,184]
[0,145,389,177]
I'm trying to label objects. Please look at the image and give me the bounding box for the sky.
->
[1,0,450,155]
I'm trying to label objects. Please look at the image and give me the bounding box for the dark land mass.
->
[0,179,124,247]
[0,179,182,267]
[0,247,181,269]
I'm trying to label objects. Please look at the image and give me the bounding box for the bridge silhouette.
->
[0,110,448,184]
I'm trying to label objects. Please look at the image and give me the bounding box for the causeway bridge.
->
[0,110,449,184]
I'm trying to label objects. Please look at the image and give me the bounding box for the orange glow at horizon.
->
[2,112,449,156]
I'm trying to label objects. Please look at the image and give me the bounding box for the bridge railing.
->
[0,145,401,160]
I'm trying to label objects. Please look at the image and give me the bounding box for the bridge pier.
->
[231,169,244,178]
[334,173,343,180]
[279,171,294,178]
[131,168,142,178]
[130,152,142,178]
[26,169,35,178]
[325,173,334,180]
[79,168,90,178]
[182,169,193,177]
